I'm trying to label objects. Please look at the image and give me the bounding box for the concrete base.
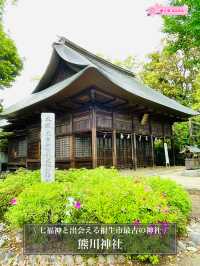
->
[182,169,200,177]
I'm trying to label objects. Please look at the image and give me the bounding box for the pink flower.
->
[74,201,81,209]
[10,198,17,205]
[162,208,169,213]
[132,219,140,225]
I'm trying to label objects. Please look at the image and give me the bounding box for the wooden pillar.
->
[149,117,155,168]
[150,135,155,167]
[112,112,117,167]
[133,133,137,170]
[91,106,97,168]
[130,133,134,169]
[69,114,75,168]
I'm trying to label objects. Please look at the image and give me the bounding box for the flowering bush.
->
[2,168,191,264]
[62,173,190,235]
[0,168,92,219]
[0,168,40,219]
[147,176,191,216]
[5,183,70,227]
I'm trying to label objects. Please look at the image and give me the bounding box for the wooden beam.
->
[149,117,155,167]
[112,112,117,167]
[69,114,75,168]
[91,106,97,168]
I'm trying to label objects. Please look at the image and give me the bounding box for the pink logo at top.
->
[146,4,188,16]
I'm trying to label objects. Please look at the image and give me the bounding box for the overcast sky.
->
[1,0,168,107]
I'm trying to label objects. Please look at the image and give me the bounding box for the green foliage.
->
[0,130,13,150]
[0,169,40,219]
[163,1,200,54]
[0,24,23,87]
[147,176,191,232]
[112,55,138,73]
[5,182,69,227]
[96,53,139,73]
[0,0,22,87]
[0,168,82,219]
[140,49,198,107]
[56,169,190,235]
[139,48,200,149]
[193,73,200,111]
[3,168,191,264]
[4,168,191,234]
[173,122,189,149]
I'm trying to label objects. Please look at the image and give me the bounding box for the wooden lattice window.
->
[17,139,27,157]
[56,136,70,159]
[28,142,40,159]
[75,136,91,158]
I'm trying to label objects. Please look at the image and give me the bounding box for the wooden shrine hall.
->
[1,37,199,170]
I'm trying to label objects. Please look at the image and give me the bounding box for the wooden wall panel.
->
[97,134,113,167]
[163,122,172,137]
[96,111,112,130]
[8,140,18,161]
[28,128,40,142]
[73,111,91,132]
[115,113,132,132]
[133,115,150,135]
[151,119,163,137]
[56,116,71,135]
[116,135,133,169]
[136,136,153,167]
[8,138,27,161]
[28,142,40,159]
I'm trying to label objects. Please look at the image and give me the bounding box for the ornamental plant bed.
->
[0,167,192,264]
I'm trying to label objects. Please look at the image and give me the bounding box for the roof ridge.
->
[57,36,136,78]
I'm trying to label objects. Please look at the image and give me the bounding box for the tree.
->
[140,48,199,107]
[0,1,22,87]
[96,53,139,74]
[163,1,200,55]
[162,0,200,97]
[112,56,139,73]
[0,0,22,149]
[139,48,200,150]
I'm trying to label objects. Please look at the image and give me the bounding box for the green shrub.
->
[147,176,192,233]
[147,177,191,216]
[5,182,70,228]
[3,168,191,265]
[0,168,40,219]
[61,172,189,234]
[55,167,120,183]
[0,167,81,219]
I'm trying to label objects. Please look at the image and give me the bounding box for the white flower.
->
[66,197,75,207]
[65,210,71,216]
[67,197,75,203]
